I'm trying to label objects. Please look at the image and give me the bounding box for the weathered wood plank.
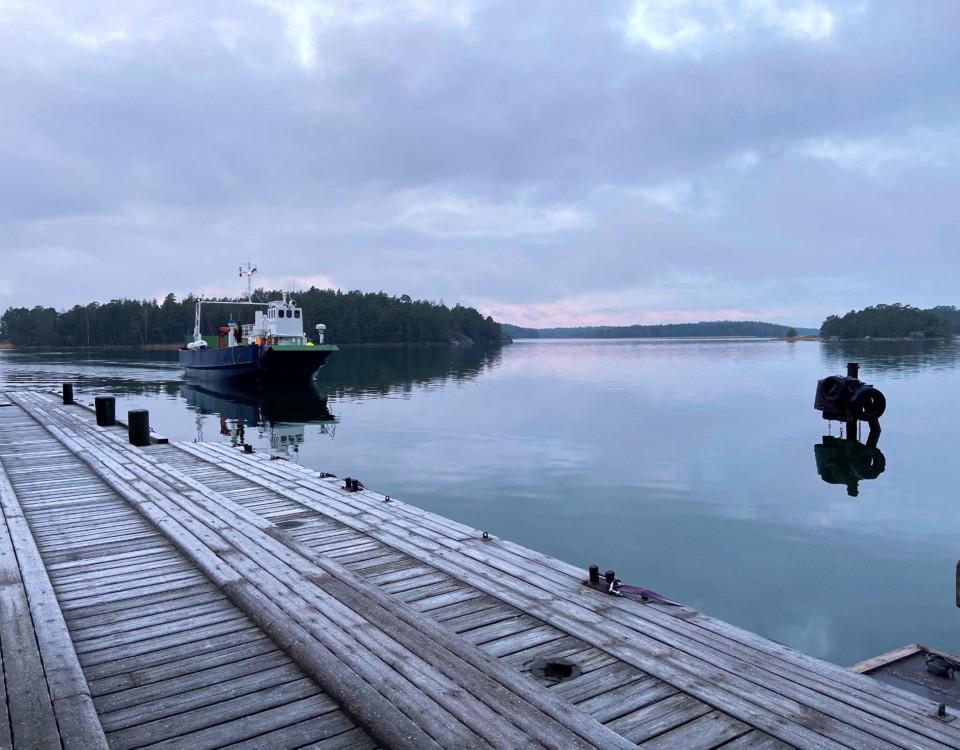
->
[0,633,11,750]
[180,440,956,750]
[97,665,308,731]
[0,456,108,749]
[8,392,960,750]
[16,411,468,750]
[27,398,639,750]
[105,678,322,750]
[177,696,361,750]
[0,398,388,750]
[0,583,62,749]
[576,677,678,724]
[70,597,229,640]
[850,644,922,674]
[93,650,292,713]
[218,708,361,750]
[196,437,960,733]
[641,710,751,749]
[719,729,795,749]
[82,626,268,682]
[552,662,648,704]
[606,693,713,744]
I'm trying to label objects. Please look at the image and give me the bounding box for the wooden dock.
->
[0,389,958,749]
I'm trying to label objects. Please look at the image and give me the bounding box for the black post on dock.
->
[62,383,74,405]
[845,362,859,440]
[95,396,116,427]
[128,409,150,447]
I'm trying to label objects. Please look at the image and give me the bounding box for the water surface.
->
[2,338,958,666]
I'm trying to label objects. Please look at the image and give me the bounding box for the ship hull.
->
[179,343,337,382]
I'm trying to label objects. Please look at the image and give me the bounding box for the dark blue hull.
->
[179,343,336,382]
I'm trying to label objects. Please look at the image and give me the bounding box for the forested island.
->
[502,321,817,339]
[819,304,960,339]
[0,289,505,347]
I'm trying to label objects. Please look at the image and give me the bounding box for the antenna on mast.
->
[239,261,258,302]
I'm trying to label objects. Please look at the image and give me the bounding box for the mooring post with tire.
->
[814,362,886,443]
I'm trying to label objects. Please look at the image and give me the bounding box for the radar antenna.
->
[239,261,258,302]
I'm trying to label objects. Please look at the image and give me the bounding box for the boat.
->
[179,265,338,382]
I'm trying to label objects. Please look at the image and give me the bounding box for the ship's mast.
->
[239,261,258,303]
[193,300,202,344]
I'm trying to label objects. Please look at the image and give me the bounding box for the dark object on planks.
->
[343,477,363,492]
[127,409,150,447]
[243,443,254,454]
[584,564,680,605]
[94,396,116,427]
[276,519,305,529]
[62,382,74,405]
[815,362,886,437]
[927,653,959,679]
[530,657,582,684]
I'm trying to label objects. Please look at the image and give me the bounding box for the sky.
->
[0,1,957,328]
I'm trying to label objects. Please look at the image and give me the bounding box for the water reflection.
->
[814,434,886,497]
[0,344,504,401]
[181,381,335,459]
[319,345,503,398]
[822,339,960,376]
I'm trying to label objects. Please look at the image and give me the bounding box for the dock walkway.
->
[0,389,957,748]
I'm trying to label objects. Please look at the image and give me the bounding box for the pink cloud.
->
[476,300,816,328]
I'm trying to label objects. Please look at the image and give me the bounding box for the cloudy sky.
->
[1,1,957,327]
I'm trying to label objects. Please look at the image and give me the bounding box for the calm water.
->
[2,338,958,666]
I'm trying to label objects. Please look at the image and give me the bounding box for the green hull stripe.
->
[269,345,339,352]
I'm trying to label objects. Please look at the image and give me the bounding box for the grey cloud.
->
[0,1,958,327]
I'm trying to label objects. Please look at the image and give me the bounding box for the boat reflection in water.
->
[814,433,886,497]
[181,380,336,460]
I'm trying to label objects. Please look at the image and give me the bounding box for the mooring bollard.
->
[128,409,150,447]
[589,565,600,584]
[95,396,116,427]
[604,569,616,585]
[62,383,74,405]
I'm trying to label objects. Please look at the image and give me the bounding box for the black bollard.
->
[847,362,860,379]
[62,383,74,405]
[589,565,600,584]
[94,396,116,427]
[128,409,150,447]
[604,569,616,585]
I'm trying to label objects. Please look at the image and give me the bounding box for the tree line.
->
[0,288,505,347]
[501,321,817,339]
[819,304,958,339]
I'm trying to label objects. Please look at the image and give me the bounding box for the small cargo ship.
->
[179,285,338,382]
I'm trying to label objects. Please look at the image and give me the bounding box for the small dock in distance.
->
[1,389,958,749]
